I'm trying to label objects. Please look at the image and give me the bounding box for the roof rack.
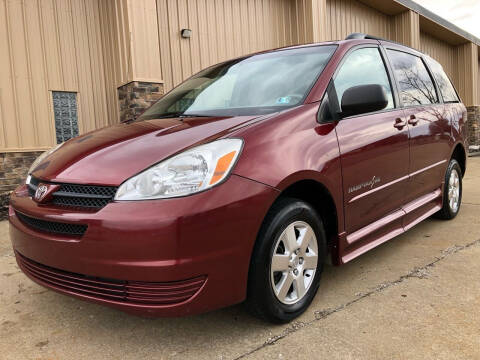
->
[344,32,419,53]
[345,33,386,41]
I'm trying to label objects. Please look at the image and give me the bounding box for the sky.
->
[415,0,480,38]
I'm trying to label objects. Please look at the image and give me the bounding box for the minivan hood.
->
[31,116,258,185]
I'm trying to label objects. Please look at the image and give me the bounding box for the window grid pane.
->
[53,91,79,144]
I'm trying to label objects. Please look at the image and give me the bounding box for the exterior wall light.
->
[181,29,192,38]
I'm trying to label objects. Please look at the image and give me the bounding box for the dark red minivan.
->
[9,34,467,322]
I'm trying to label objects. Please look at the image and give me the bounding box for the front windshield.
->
[139,45,337,119]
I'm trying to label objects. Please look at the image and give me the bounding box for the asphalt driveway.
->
[1,157,479,360]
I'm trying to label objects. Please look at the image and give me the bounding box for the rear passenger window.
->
[334,47,394,111]
[425,58,459,103]
[387,50,438,106]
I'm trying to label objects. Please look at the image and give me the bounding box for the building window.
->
[52,91,79,143]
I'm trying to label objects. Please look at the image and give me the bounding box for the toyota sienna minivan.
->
[9,33,467,323]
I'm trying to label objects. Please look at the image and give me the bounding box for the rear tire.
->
[246,197,326,323]
[435,159,462,220]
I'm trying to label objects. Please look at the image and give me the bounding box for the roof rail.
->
[345,33,386,41]
[344,32,421,53]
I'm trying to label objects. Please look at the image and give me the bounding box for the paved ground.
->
[1,157,479,360]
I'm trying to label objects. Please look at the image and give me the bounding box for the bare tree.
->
[397,66,437,105]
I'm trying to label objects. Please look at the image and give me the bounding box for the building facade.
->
[1,0,480,217]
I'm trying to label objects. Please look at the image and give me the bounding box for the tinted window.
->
[334,47,394,111]
[139,45,337,119]
[387,50,438,106]
[425,57,459,103]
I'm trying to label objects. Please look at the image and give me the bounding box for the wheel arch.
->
[451,142,466,176]
[260,176,341,265]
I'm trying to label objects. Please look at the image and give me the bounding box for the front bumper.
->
[9,174,278,317]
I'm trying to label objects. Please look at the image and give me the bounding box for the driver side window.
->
[334,47,394,112]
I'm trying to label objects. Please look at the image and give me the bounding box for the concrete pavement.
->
[1,157,479,360]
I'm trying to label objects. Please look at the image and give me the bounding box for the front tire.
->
[246,197,326,323]
[435,159,462,220]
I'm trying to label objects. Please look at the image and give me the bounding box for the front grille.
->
[15,211,88,237]
[16,252,206,305]
[28,176,117,209]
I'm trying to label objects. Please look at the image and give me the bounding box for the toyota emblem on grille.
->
[35,185,48,201]
[33,183,60,203]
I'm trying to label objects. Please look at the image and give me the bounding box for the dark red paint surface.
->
[31,115,261,186]
[9,39,467,316]
[10,175,278,316]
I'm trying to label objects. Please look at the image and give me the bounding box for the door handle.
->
[394,117,406,129]
[408,115,418,126]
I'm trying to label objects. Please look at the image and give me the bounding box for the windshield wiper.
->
[179,114,211,118]
[149,113,211,119]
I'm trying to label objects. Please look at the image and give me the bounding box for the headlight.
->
[27,142,65,177]
[114,139,243,200]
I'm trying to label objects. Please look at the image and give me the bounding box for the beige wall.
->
[156,0,297,92]
[0,0,119,152]
[391,10,419,49]
[0,0,298,152]
[325,0,391,41]
[129,0,162,83]
[419,32,456,82]
[456,42,478,106]
[99,0,132,124]
[478,59,480,105]
[1,0,479,152]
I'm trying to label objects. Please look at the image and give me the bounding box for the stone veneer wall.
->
[467,106,480,151]
[118,81,164,123]
[0,192,11,220]
[0,151,43,220]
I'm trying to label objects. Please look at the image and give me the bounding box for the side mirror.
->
[340,84,388,118]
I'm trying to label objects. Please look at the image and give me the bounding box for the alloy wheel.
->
[448,168,460,213]
[270,221,318,305]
